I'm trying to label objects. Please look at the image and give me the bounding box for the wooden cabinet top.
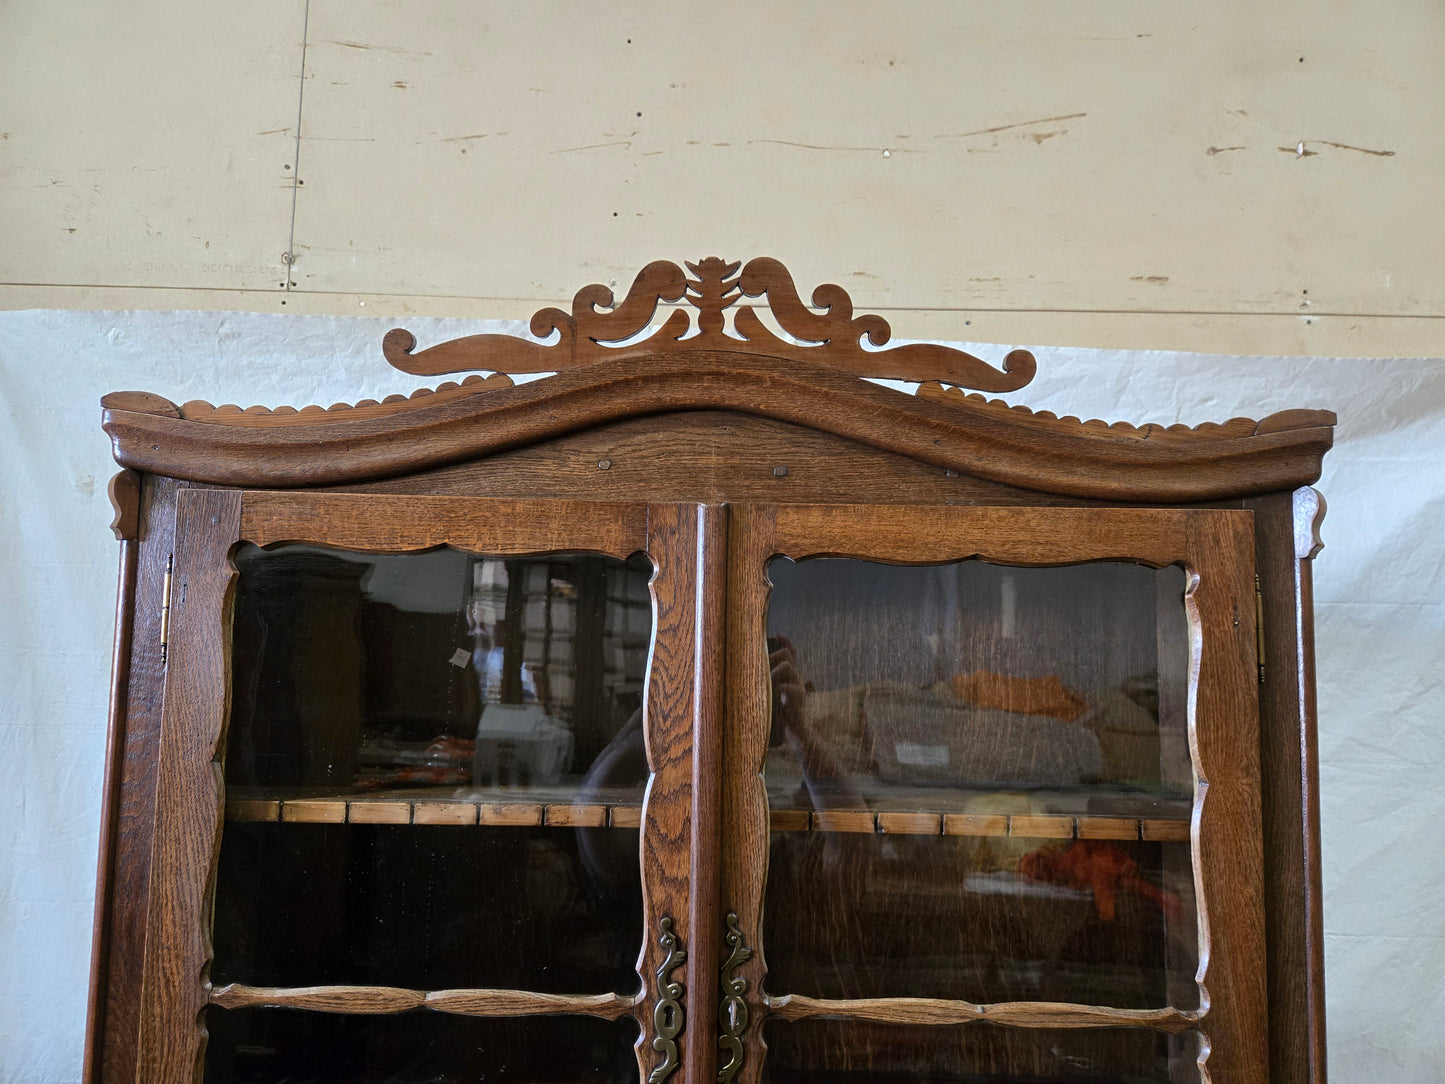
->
[101,256,1333,501]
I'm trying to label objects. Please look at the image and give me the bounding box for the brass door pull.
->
[649,917,687,1084]
[717,912,753,1084]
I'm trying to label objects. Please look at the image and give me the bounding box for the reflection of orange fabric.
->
[1018,840,1181,923]
[950,670,1088,722]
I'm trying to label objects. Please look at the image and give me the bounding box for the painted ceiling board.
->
[289,1,1442,321]
[0,1,304,294]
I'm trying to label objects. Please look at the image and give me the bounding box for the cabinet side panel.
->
[1248,491,1328,1084]
[1260,494,1323,1084]
[97,476,182,1084]
[135,488,243,1082]
[83,530,136,1084]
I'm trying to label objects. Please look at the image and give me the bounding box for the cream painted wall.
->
[2,2,1442,355]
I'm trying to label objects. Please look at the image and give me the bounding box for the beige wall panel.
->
[0,1,303,293]
[4,286,1440,359]
[290,1,1442,325]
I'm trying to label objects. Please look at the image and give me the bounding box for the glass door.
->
[721,504,1266,1084]
[136,491,709,1084]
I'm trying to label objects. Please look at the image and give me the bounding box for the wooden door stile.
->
[135,488,242,1080]
[685,505,727,1084]
[721,504,778,1084]
[1181,509,1270,1082]
[637,502,717,1084]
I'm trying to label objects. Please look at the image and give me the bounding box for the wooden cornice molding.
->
[103,348,1334,502]
[382,256,1038,391]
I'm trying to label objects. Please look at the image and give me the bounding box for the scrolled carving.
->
[383,256,1036,391]
[716,912,753,1084]
[648,917,687,1084]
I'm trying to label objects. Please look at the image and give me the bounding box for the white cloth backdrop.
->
[1,310,1441,1081]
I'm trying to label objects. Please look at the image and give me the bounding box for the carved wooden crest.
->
[383,256,1037,391]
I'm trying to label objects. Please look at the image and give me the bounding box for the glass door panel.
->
[723,504,1265,1084]
[762,558,1197,1010]
[760,1018,1201,1084]
[204,1008,641,1084]
[214,545,654,994]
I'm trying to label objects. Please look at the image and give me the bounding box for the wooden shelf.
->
[769,807,1190,841]
[225,785,644,829]
[228,788,1188,841]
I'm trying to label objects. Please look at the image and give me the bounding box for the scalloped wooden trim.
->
[916,382,1337,443]
[175,373,514,428]
[382,256,1037,391]
[103,350,1334,502]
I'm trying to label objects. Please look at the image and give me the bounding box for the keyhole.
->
[661,1004,676,1030]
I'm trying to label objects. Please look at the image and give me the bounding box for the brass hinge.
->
[1254,574,1265,684]
[159,555,174,664]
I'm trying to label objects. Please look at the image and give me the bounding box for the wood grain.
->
[103,350,1333,501]
[335,411,1059,508]
[344,800,412,825]
[240,493,648,559]
[1184,508,1270,1082]
[876,812,942,835]
[96,476,182,1084]
[280,800,347,824]
[767,994,1199,1033]
[1246,488,1329,1084]
[383,257,1036,392]
[765,504,1188,569]
[687,506,727,1084]
[636,503,708,1083]
[210,982,635,1020]
[544,804,607,828]
[722,504,779,1084]
[134,488,242,1082]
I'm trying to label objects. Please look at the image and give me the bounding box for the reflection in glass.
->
[211,822,641,992]
[763,558,1197,1010]
[213,546,653,993]
[226,546,652,796]
[761,1018,1200,1084]
[205,1008,641,1084]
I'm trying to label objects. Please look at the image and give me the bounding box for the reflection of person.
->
[770,635,868,814]
[576,635,868,907]
[471,620,538,703]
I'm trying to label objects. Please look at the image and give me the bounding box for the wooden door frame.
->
[721,503,1267,1083]
[134,489,716,1084]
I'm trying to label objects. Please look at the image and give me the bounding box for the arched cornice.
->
[103,348,1333,502]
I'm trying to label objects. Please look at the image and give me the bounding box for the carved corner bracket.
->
[383,256,1036,392]
[108,470,141,541]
